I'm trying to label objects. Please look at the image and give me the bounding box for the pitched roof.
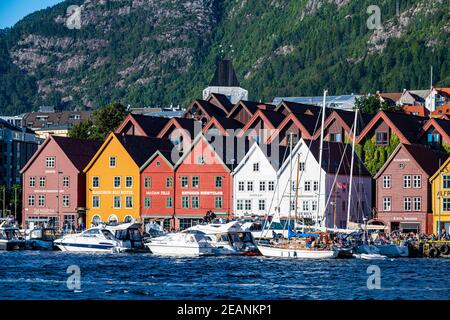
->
[114,134,175,167]
[375,143,447,178]
[417,118,450,143]
[233,142,290,174]
[276,101,327,116]
[207,93,235,114]
[300,139,371,176]
[23,111,93,129]
[128,114,171,137]
[378,92,402,103]
[227,100,275,119]
[21,136,102,173]
[0,118,35,134]
[203,116,244,135]
[209,59,240,87]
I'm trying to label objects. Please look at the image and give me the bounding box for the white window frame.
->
[92,195,100,208]
[383,175,391,189]
[45,157,55,168]
[109,156,117,168]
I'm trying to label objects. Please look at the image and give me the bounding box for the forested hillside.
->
[0,0,449,115]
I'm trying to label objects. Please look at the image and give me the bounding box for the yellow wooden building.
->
[83,133,173,226]
[430,156,450,235]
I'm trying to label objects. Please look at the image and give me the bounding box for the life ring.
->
[440,244,450,255]
[429,247,440,258]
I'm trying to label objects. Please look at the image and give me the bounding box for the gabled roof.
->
[275,100,330,117]
[83,133,175,173]
[227,100,275,119]
[417,118,450,143]
[140,150,176,172]
[312,110,373,140]
[157,117,201,140]
[115,114,171,137]
[268,112,320,143]
[20,136,102,174]
[238,109,285,137]
[232,142,290,174]
[207,93,235,114]
[209,59,240,87]
[0,118,35,134]
[430,155,450,181]
[356,111,428,144]
[202,116,243,136]
[183,99,228,119]
[375,143,447,179]
[279,138,371,176]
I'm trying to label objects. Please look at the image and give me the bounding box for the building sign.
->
[392,216,419,221]
[30,208,57,214]
[181,191,223,196]
[33,189,64,194]
[145,191,171,196]
[92,190,134,195]
[393,158,410,162]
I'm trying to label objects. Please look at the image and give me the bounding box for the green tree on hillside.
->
[69,102,128,140]
[354,95,402,115]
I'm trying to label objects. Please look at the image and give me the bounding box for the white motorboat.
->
[375,242,409,258]
[145,232,215,256]
[257,243,338,259]
[185,221,259,255]
[105,222,145,251]
[54,226,127,253]
[354,244,387,260]
[0,222,26,251]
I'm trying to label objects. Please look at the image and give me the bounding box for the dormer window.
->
[376,132,389,146]
[427,132,440,148]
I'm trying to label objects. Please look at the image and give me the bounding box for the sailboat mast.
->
[288,133,293,229]
[316,90,327,228]
[346,108,358,228]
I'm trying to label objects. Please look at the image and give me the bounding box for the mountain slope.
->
[0,0,449,115]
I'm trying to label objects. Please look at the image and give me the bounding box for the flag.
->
[336,181,347,189]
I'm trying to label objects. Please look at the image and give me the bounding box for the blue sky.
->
[0,0,65,29]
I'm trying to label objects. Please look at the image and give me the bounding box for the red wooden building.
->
[20,136,102,229]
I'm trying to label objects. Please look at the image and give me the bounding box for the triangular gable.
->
[417,118,450,143]
[115,114,147,136]
[20,136,80,174]
[202,117,227,136]
[356,111,410,144]
[231,142,260,174]
[373,144,404,179]
[312,111,353,140]
[227,101,253,119]
[277,137,307,175]
[157,118,191,139]
[140,150,175,172]
[174,133,231,172]
[430,156,450,182]
[182,100,216,120]
[206,93,234,114]
[238,110,277,137]
[267,113,313,144]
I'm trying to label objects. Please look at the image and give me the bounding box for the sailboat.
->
[256,90,338,259]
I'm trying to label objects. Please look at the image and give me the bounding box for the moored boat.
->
[25,227,58,250]
[0,222,26,251]
[145,232,215,256]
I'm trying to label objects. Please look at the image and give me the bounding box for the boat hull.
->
[54,241,124,253]
[257,244,338,259]
[146,243,214,256]
[0,240,26,251]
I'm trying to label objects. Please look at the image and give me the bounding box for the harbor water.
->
[0,251,449,300]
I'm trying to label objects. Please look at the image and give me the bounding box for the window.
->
[268,181,275,191]
[114,176,121,188]
[92,196,100,208]
[29,177,35,187]
[304,181,311,192]
[92,215,101,225]
[63,176,70,188]
[238,181,245,191]
[299,162,305,171]
[290,200,295,211]
[237,200,243,210]
[258,199,266,211]
[181,176,189,188]
[28,195,35,206]
[125,196,133,208]
[166,197,173,208]
[108,215,118,224]
[182,196,189,208]
[192,176,199,188]
[39,177,46,188]
[313,181,319,192]
[383,197,391,211]
[443,198,450,211]
[45,157,55,168]
[114,196,121,208]
[403,175,411,188]
[413,175,421,188]
[403,197,411,211]
[62,195,70,207]
[144,195,153,207]
[444,175,450,189]
[244,200,252,211]
[329,133,341,142]
[376,132,388,145]
[215,196,223,209]
[92,176,99,188]
[427,132,440,146]
[247,181,253,192]
[192,196,200,209]
[413,197,421,211]
[383,176,391,188]
[126,177,133,188]
[302,201,309,211]
[312,201,317,212]
[144,177,152,188]
[197,156,205,164]
[109,156,116,168]
[166,177,173,188]
[253,163,259,172]
[215,177,223,188]
[38,195,45,207]
[259,181,266,192]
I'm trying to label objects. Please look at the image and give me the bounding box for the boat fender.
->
[439,244,450,255]
[429,247,439,258]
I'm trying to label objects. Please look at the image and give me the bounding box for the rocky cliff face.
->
[0,0,449,115]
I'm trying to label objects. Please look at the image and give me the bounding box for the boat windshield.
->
[263,220,294,230]
[101,230,116,240]
[0,229,22,240]
[115,229,142,241]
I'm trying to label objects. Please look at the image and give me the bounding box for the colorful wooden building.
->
[430,155,450,235]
